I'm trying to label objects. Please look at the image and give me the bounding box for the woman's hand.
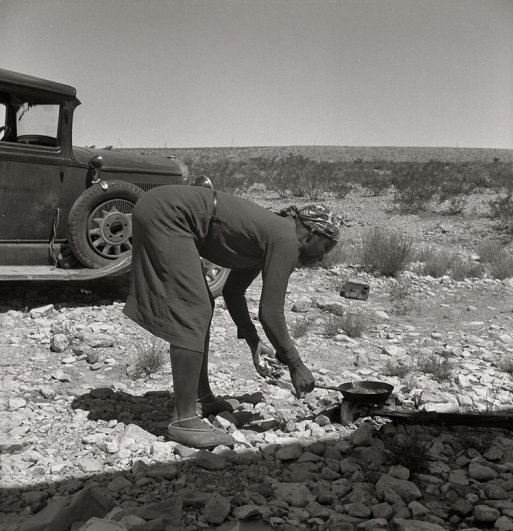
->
[288,358,315,398]
[251,342,284,380]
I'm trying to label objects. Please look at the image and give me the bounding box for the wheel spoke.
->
[103,244,112,255]
[92,236,106,248]
[89,227,101,236]
[113,245,121,255]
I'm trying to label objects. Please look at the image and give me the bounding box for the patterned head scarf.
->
[279,204,341,241]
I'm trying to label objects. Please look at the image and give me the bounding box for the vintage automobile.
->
[0,69,229,296]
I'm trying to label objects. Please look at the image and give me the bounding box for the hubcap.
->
[88,200,134,259]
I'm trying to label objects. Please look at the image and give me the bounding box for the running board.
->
[0,256,131,281]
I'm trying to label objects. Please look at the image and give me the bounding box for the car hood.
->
[73,146,188,177]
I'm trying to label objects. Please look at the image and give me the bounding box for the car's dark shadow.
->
[0,276,130,313]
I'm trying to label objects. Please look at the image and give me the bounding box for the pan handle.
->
[315,384,342,392]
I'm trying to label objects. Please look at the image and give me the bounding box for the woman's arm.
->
[222,265,262,350]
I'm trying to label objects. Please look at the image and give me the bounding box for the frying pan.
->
[316,380,394,405]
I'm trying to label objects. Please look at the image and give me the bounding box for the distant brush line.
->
[116,145,513,163]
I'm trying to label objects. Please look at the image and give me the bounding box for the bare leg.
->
[197,329,213,399]
[169,346,204,427]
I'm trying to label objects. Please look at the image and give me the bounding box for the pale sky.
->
[1,0,512,149]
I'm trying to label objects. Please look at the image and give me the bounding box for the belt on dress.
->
[208,189,218,233]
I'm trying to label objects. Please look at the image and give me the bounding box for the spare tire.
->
[67,181,143,269]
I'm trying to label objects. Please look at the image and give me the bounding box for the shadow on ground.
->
[0,387,342,531]
[0,276,130,313]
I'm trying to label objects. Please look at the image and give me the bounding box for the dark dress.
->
[123,185,301,365]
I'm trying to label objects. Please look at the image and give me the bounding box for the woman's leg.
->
[170,346,204,421]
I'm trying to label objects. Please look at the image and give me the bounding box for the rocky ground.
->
[1,188,512,531]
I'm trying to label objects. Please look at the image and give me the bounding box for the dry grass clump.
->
[413,247,455,278]
[476,239,513,280]
[382,432,430,473]
[339,310,369,338]
[323,314,343,337]
[321,237,360,268]
[132,335,168,377]
[477,240,502,263]
[453,428,496,455]
[487,251,513,280]
[291,316,313,338]
[451,256,485,281]
[388,277,419,315]
[382,358,412,378]
[359,227,413,277]
[417,353,454,382]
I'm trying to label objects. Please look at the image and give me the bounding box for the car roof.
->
[0,68,77,99]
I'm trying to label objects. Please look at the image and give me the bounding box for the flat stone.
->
[51,334,69,353]
[8,397,27,410]
[275,444,302,461]
[107,475,133,492]
[394,518,447,531]
[232,504,261,520]
[351,423,374,446]
[151,441,176,461]
[146,463,178,479]
[204,493,231,524]
[29,304,54,319]
[345,502,371,517]
[273,483,313,507]
[195,450,226,470]
[469,462,498,481]
[495,515,513,531]
[376,474,422,503]
[78,457,102,473]
[474,504,500,523]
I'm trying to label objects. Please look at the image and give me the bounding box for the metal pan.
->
[316,380,394,405]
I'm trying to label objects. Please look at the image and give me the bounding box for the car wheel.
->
[67,181,143,269]
[202,259,230,298]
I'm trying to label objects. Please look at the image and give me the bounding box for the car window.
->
[16,102,60,143]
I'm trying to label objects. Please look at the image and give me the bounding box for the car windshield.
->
[16,102,59,139]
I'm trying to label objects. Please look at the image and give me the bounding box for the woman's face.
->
[297,235,337,267]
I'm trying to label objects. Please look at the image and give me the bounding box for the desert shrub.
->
[488,251,513,280]
[489,192,513,232]
[339,310,369,338]
[188,158,247,194]
[454,429,496,454]
[477,240,503,263]
[267,153,311,197]
[437,169,477,214]
[320,238,359,268]
[323,314,344,337]
[498,356,513,375]
[451,257,484,281]
[331,175,353,199]
[300,161,339,200]
[418,354,454,382]
[382,358,412,378]
[132,335,168,377]
[388,277,417,315]
[392,161,442,212]
[291,316,313,338]
[360,227,413,277]
[416,247,455,278]
[382,432,430,473]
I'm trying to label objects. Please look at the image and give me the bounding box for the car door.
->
[0,100,63,242]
